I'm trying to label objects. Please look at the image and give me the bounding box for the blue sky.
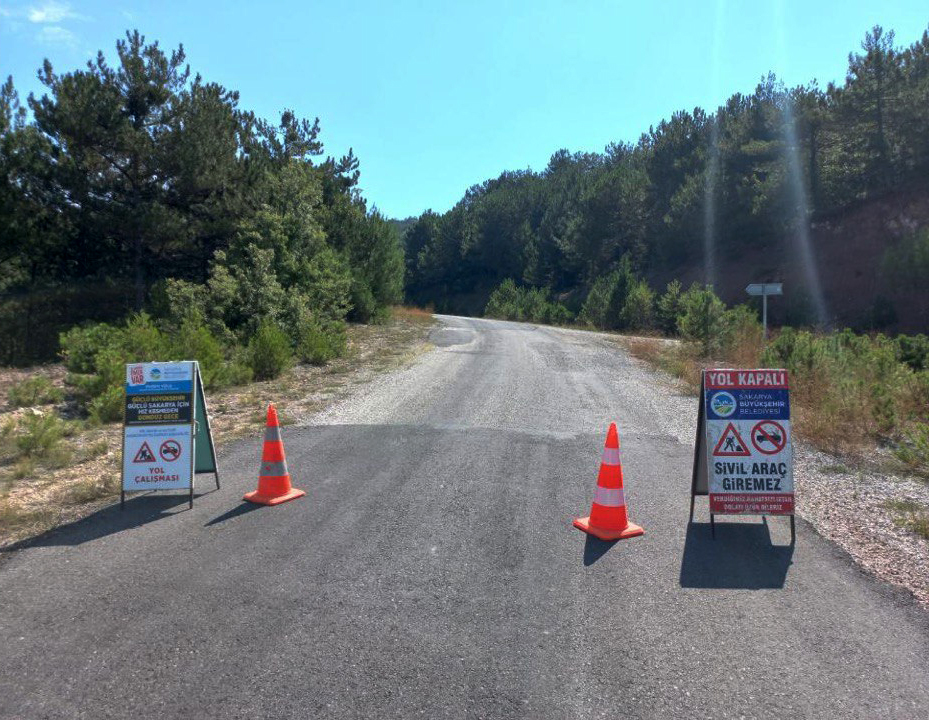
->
[1,1,927,219]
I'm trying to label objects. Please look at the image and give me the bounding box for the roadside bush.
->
[7,377,63,408]
[60,323,122,374]
[620,280,655,331]
[349,276,381,324]
[761,327,920,449]
[578,258,637,330]
[894,423,929,476]
[677,284,728,356]
[543,302,573,325]
[579,273,614,327]
[722,305,763,366]
[297,316,347,366]
[59,309,257,421]
[656,280,683,336]
[168,312,242,390]
[895,334,929,372]
[16,412,66,458]
[247,320,294,381]
[88,385,125,425]
[484,279,572,325]
[485,279,522,319]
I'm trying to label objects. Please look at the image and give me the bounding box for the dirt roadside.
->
[0,309,435,550]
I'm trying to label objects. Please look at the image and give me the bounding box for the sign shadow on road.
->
[679,519,794,589]
[5,492,199,550]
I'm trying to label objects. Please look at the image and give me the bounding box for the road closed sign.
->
[704,369,794,515]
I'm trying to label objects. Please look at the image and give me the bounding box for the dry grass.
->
[884,498,929,540]
[624,338,703,395]
[0,311,435,549]
[621,330,927,464]
[390,305,435,323]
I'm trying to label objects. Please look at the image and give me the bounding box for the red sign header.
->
[705,369,789,389]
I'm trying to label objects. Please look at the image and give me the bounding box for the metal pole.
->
[762,290,768,340]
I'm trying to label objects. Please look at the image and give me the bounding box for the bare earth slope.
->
[0,316,927,719]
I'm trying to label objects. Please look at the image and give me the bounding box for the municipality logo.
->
[711,391,736,417]
[149,368,161,380]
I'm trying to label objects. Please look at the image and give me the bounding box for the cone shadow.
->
[583,534,618,566]
[205,502,263,527]
[679,519,794,589]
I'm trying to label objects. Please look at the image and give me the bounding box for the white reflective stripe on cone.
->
[261,460,288,476]
[601,447,621,466]
[594,486,625,507]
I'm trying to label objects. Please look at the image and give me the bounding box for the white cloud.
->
[36,24,75,45]
[27,1,78,24]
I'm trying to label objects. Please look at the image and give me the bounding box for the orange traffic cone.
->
[243,403,306,506]
[573,422,643,540]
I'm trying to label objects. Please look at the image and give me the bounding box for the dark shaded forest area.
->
[0,31,404,366]
[402,26,929,333]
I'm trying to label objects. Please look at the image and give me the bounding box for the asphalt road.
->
[2,316,928,719]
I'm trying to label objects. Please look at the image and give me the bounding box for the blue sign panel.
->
[705,388,790,421]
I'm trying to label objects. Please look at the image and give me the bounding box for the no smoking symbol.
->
[751,420,787,455]
[159,439,181,462]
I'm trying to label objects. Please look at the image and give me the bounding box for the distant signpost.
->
[745,282,783,339]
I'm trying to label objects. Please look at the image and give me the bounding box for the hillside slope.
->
[651,184,929,333]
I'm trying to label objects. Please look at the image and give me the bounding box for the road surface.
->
[2,316,928,719]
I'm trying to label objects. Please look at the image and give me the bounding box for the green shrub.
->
[297,317,347,366]
[894,424,929,476]
[485,279,522,320]
[169,312,230,389]
[895,334,929,372]
[543,302,572,325]
[621,280,655,331]
[88,385,125,424]
[226,351,254,386]
[578,256,637,330]
[579,272,618,328]
[16,412,66,458]
[656,280,683,336]
[722,304,764,365]
[485,279,573,325]
[677,284,728,356]
[7,377,64,408]
[349,276,380,324]
[60,323,122,373]
[247,320,294,381]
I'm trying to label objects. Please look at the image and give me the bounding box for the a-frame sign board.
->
[121,361,219,509]
[690,368,795,542]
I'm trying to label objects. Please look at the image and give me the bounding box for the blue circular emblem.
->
[711,391,736,417]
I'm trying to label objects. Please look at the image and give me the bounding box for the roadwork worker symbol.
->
[133,441,156,463]
[712,422,751,457]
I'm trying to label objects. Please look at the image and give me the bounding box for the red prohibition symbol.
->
[751,420,787,455]
[159,439,182,462]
